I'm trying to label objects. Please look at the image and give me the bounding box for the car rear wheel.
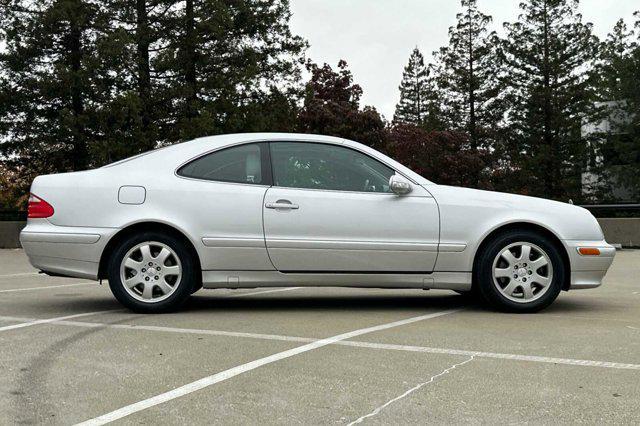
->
[107,232,196,313]
[476,230,565,313]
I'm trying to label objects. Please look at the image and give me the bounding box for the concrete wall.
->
[0,219,638,249]
[597,218,640,248]
[0,222,26,249]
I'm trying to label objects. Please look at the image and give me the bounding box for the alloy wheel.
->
[119,241,182,303]
[491,242,553,303]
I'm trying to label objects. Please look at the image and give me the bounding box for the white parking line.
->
[2,313,638,371]
[75,309,461,426]
[338,340,640,370]
[348,356,475,425]
[0,310,120,333]
[0,282,93,293]
[0,315,315,344]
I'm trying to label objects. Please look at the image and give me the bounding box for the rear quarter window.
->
[177,143,268,185]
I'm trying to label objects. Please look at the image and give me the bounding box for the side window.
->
[270,142,394,193]
[178,143,267,184]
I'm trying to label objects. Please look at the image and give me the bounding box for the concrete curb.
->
[0,222,26,249]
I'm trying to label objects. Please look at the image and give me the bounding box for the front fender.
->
[428,185,605,272]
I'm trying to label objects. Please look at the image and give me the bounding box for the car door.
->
[263,141,439,272]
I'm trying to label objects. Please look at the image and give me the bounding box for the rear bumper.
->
[564,240,616,290]
[20,220,117,280]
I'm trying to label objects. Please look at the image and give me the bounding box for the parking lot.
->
[0,249,639,424]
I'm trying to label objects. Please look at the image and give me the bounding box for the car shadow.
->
[184,292,478,313]
[182,290,627,316]
[9,289,617,316]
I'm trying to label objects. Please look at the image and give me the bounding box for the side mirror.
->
[389,174,412,195]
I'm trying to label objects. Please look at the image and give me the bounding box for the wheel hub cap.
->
[120,241,182,304]
[491,242,553,304]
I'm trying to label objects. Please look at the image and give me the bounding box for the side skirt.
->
[201,271,472,292]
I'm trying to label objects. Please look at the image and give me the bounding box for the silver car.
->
[20,133,615,313]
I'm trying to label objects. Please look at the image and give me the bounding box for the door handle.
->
[265,200,299,210]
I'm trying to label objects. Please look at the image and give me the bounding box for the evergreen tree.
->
[598,19,636,101]
[0,0,111,176]
[94,0,306,159]
[89,0,179,164]
[499,0,600,200]
[0,0,307,181]
[594,14,640,200]
[157,0,307,141]
[393,47,441,129]
[434,0,503,151]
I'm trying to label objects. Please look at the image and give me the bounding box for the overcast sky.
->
[290,0,639,120]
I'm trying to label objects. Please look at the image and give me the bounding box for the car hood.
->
[429,185,575,211]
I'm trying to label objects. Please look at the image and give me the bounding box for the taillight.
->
[28,194,54,218]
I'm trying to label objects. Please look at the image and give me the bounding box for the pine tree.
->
[158,0,307,141]
[598,19,636,101]
[393,48,441,129]
[0,0,111,176]
[594,14,640,200]
[0,0,307,180]
[88,0,179,164]
[434,0,503,151]
[499,0,600,200]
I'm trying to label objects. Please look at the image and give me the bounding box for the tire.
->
[475,229,565,313]
[107,231,197,313]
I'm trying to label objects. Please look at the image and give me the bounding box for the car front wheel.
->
[107,232,196,313]
[476,230,565,313]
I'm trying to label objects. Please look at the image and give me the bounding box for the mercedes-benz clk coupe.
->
[20,133,615,313]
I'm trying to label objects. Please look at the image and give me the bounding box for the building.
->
[581,101,634,202]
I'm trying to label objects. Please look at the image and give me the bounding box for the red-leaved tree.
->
[388,124,489,188]
[298,60,387,151]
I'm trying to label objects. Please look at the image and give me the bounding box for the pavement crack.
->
[347,356,475,425]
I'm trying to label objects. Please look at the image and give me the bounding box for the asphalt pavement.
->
[0,249,638,424]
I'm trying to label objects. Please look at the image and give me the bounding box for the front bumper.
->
[564,240,616,289]
[20,219,117,280]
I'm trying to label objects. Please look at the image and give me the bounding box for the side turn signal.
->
[578,247,601,256]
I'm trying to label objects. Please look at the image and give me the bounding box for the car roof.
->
[108,133,433,185]
[180,133,347,153]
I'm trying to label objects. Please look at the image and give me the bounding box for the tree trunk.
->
[136,0,152,149]
[468,4,477,152]
[69,0,87,170]
[467,3,479,187]
[542,0,555,197]
[184,0,197,119]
